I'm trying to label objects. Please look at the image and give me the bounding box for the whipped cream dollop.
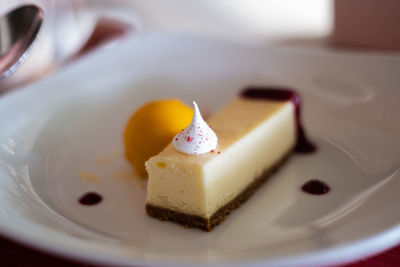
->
[173,101,218,155]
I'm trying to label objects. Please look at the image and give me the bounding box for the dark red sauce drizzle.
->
[241,87,316,153]
[301,180,330,195]
[79,192,103,205]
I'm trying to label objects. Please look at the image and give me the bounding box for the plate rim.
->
[1,215,400,267]
[0,33,400,267]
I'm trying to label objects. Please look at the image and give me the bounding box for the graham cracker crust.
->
[146,151,292,231]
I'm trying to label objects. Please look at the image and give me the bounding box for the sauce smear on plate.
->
[79,192,103,205]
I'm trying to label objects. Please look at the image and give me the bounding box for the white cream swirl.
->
[173,101,218,155]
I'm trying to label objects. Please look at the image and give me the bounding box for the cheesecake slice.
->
[145,88,302,231]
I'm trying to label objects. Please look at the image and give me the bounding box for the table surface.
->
[1,234,400,267]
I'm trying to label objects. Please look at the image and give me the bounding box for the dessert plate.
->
[0,34,399,267]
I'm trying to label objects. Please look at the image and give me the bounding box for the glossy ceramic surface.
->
[0,35,399,266]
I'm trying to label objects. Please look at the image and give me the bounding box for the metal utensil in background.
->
[0,5,43,80]
[0,1,139,95]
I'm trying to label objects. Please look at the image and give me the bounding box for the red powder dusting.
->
[217,151,221,154]
[187,136,193,143]
[211,150,215,153]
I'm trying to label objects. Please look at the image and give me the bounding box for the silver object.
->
[0,5,43,80]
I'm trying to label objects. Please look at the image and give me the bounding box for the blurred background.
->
[2,0,398,93]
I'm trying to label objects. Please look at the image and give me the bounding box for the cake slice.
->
[145,88,309,231]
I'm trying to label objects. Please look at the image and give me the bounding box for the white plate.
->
[0,34,399,267]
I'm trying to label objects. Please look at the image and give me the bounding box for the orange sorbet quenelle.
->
[124,99,193,177]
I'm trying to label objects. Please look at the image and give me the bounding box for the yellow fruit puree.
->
[124,99,193,177]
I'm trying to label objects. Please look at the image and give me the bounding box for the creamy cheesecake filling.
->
[145,99,295,218]
[203,102,294,217]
